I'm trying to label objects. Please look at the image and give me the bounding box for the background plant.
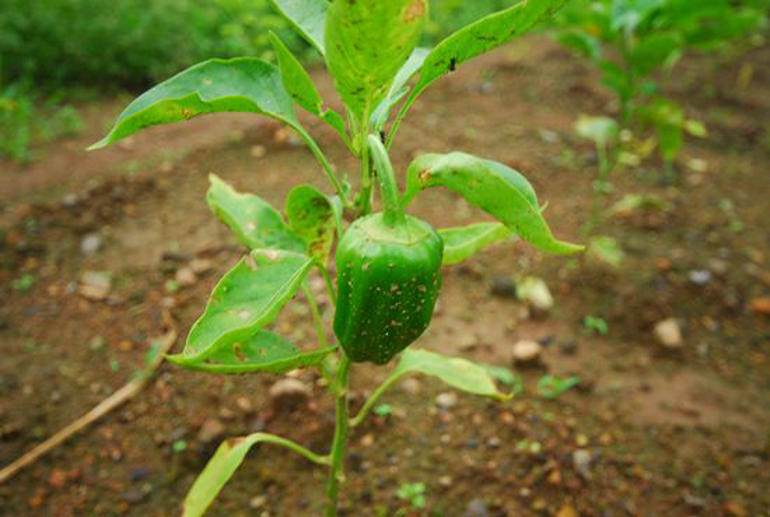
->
[90,1,580,516]
[556,0,766,145]
[553,0,767,264]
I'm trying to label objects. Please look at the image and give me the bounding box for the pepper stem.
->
[367,134,405,226]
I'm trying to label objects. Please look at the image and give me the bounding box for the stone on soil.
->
[269,378,310,408]
[654,318,683,348]
[175,267,197,287]
[80,233,103,255]
[516,276,554,312]
[78,270,112,300]
[464,499,490,517]
[436,391,458,409]
[572,449,593,479]
[512,339,543,364]
[197,418,226,444]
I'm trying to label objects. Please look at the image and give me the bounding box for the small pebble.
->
[572,449,593,479]
[80,233,103,255]
[197,418,226,444]
[654,318,683,348]
[269,378,310,409]
[512,340,543,364]
[250,495,268,509]
[464,499,490,517]
[175,267,197,287]
[688,269,712,285]
[436,391,458,409]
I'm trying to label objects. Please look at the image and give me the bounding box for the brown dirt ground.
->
[1,36,769,517]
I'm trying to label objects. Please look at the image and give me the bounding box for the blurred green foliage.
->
[0,0,516,90]
[0,0,305,90]
[0,0,513,163]
[0,0,306,162]
[0,81,85,163]
[426,0,515,40]
[554,0,767,169]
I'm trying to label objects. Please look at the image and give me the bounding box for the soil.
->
[1,36,769,517]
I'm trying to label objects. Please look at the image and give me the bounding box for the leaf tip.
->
[86,138,108,151]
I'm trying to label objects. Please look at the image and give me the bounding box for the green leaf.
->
[684,119,708,138]
[269,32,323,115]
[269,32,347,140]
[641,98,685,163]
[586,235,625,268]
[556,30,602,61]
[268,0,329,55]
[207,174,305,252]
[169,331,335,374]
[439,222,514,265]
[599,60,632,101]
[284,184,338,264]
[629,32,683,76]
[181,432,323,517]
[173,249,314,362]
[89,58,301,150]
[394,349,511,400]
[181,436,252,517]
[405,152,582,255]
[393,0,568,130]
[325,0,428,120]
[481,364,524,395]
[575,115,619,148]
[372,47,431,131]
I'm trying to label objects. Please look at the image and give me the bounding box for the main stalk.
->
[325,355,351,517]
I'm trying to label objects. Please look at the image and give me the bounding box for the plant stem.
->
[303,283,338,389]
[325,355,351,517]
[367,134,405,226]
[250,433,331,466]
[303,284,328,350]
[356,103,374,216]
[297,128,346,201]
[386,93,417,150]
[583,142,612,240]
[349,372,402,428]
[320,266,337,305]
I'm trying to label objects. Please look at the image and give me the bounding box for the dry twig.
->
[0,310,178,484]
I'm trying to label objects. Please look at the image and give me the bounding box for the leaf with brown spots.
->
[169,249,314,363]
[284,184,341,265]
[405,152,582,255]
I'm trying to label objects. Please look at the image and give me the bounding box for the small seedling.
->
[11,273,35,293]
[583,315,609,336]
[537,375,580,399]
[719,198,744,233]
[482,364,524,396]
[90,1,582,515]
[396,482,427,510]
[172,440,188,453]
[373,403,394,418]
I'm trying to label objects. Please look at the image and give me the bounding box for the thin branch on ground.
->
[0,310,179,484]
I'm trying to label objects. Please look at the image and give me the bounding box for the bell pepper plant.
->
[90,1,581,515]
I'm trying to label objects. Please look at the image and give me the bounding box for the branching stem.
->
[252,433,330,466]
[349,372,403,428]
[298,128,346,201]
